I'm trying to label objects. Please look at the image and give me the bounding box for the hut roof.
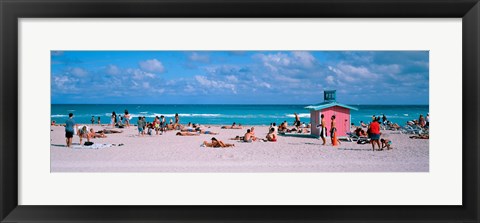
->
[305,101,358,111]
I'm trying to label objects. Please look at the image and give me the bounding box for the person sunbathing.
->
[203,137,235,148]
[266,128,277,142]
[388,123,401,130]
[229,136,244,140]
[410,134,429,139]
[197,129,218,135]
[176,132,199,136]
[96,129,123,134]
[360,121,368,128]
[89,128,107,138]
[221,122,243,129]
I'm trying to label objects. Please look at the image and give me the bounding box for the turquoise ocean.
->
[51,104,429,126]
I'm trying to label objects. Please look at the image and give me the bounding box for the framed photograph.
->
[1,0,479,222]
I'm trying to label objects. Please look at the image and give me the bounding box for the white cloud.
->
[106,64,120,75]
[53,75,78,92]
[225,75,238,83]
[139,59,165,73]
[188,53,210,63]
[69,67,88,77]
[195,75,237,94]
[127,68,156,80]
[292,51,316,67]
[325,75,335,85]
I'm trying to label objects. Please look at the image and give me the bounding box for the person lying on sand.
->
[197,129,218,135]
[221,122,243,129]
[89,128,107,138]
[229,136,244,140]
[203,137,235,148]
[410,134,429,139]
[176,132,199,136]
[96,129,123,134]
[360,121,368,128]
[381,138,392,150]
[266,128,277,142]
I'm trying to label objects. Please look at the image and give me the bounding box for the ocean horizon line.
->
[51,103,429,106]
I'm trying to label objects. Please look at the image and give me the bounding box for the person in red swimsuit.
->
[369,118,381,151]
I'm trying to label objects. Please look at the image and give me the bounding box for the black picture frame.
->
[1,0,479,222]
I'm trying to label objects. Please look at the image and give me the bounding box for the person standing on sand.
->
[137,117,144,136]
[370,117,381,151]
[65,113,76,147]
[97,117,101,125]
[124,110,130,128]
[330,115,338,146]
[317,114,326,145]
[91,116,95,125]
[111,111,117,128]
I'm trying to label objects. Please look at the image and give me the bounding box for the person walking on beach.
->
[294,113,301,128]
[330,115,338,146]
[124,110,130,128]
[91,116,95,125]
[370,117,381,151]
[65,113,76,147]
[97,117,101,125]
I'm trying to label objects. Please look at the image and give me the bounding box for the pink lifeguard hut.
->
[305,90,358,137]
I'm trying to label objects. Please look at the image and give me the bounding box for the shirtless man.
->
[294,113,301,128]
[317,114,327,145]
[203,137,235,148]
[244,129,256,142]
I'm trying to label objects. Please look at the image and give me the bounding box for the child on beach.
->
[381,138,392,150]
[137,117,144,136]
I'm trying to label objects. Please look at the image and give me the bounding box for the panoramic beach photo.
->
[50,51,429,172]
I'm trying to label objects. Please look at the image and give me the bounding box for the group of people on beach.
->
[63,113,122,147]
[60,109,427,151]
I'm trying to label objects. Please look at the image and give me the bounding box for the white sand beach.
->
[50,125,429,172]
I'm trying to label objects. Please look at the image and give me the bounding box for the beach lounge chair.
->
[400,125,423,134]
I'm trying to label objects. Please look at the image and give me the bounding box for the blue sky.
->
[51,51,429,104]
